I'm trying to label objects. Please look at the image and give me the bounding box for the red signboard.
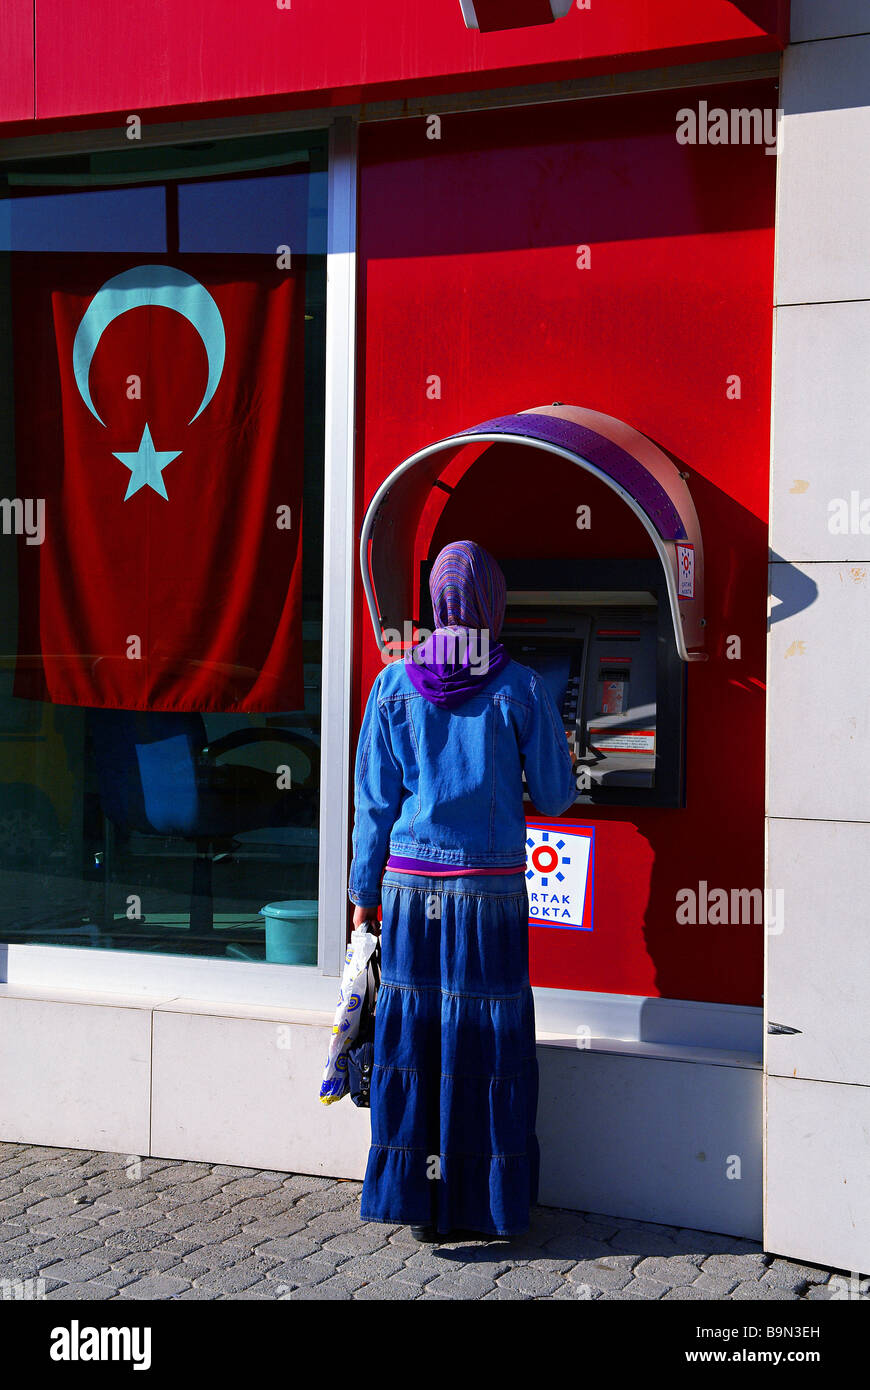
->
[1,1,789,128]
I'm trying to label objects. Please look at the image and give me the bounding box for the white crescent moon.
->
[72,264,226,426]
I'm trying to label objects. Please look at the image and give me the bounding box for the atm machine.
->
[418,554,686,807]
[361,404,705,815]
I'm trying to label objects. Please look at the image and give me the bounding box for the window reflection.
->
[0,132,327,962]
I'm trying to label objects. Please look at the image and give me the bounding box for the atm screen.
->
[523,648,573,713]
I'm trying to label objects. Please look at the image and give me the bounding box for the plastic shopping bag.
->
[319,926,380,1105]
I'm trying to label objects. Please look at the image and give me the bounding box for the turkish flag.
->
[12,253,306,712]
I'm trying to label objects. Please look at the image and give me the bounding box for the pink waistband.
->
[385,857,526,878]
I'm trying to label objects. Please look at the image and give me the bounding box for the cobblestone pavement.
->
[0,1143,846,1301]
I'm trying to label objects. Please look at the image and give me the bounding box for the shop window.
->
[0,130,328,964]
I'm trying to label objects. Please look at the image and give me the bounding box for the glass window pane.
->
[0,186,167,253]
[0,132,327,965]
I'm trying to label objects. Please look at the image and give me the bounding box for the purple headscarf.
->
[404,540,511,708]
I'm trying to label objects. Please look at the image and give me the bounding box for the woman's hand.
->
[353,904,381,932]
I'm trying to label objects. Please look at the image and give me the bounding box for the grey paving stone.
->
[320,1226,393,1257]
[26,1235,105,1266]
[90,1207,165,1235]
[762,1258,831,1288]
[226,1280,283,1299]
[168,1219,247,1246]
[6,1146,68,1165]
[218,1176,287,1200]
[181,1246,281,1279]
[70,1196,123,1217]
[107,1249,187,1277]
[217,1194,298,1223]
[154,1176,231,1206]
[148,1163,216,1185]
[114,1274,193,1299]
[609,1228,697,1258]
[600,1276,672,1300]
[291,1187,363,1217]
[205,1166,262,1179]
[700,1252,770,1282]
[663,1284,730,1300]
[683,1230,764,1256]
[0,1236,39,1262]
[150,1200,226,1227]
[2,1172,80,1199]
[486,1240,549,1262]
[329,1247,408,1283]
[578,1220,621,1242]
[35,1255,116,1284]
[496,1266,565,1297]
[689,1272,741,1297]
[441,1248,513,1275]
[633,1255,705,1284]
[561,1267,630,1295]
[549,1280,602,1300]
[564,1257,637,1293]
[101,1233,178,1261]
[0,1250,63,1280]
[283,1275,360,1300]
[238,1217,314,1245]
[83,1184,156,1211]
[264,1256,339,1289]
[103,1232,201,1263]
[0,1201,29,1222]
[424,1271,497,1299]
[257,1233,329,1261]
[190,1258,275,1294]
[729,1281,799,1299]
[661,1230,722,1258]
[390,1250,454,1285]
[279,1175,341,1200]
[20,1197,79,1222]
[43,1280,119,1300]
[542,1233,619,1261]
[4,1227,58,1248]
[21,1214,102,1239]
[352,1275,422,1300]
[259,1211,346,1242]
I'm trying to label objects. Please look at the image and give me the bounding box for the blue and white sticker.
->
[525,823,594,931]
[676,542,695,599]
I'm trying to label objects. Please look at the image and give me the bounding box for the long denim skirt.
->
[359,870,539,1237]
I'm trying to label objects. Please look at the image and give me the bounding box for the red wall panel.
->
[21,1,788,125]
[0,1,34,123]
[354,81,777,1006]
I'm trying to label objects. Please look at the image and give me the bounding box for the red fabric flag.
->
[12,253,306,713]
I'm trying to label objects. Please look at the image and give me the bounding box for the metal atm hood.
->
[360,404,706,662]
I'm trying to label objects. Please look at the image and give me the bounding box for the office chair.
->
[86,708,319,943]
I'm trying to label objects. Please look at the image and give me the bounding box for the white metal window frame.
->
[0,55,775,1048]
[1,116,356,1013]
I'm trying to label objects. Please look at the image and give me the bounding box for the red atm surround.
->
[352,83,775,1008]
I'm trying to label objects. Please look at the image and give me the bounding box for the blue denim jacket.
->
[348,656,577,906]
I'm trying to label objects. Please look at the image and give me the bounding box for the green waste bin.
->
[260,900,318,965]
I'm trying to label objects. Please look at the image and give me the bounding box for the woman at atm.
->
[349,539,577,1242]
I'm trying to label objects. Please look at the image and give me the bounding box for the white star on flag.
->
[112,423,181,501]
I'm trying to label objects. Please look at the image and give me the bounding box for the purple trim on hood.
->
[404,630,511,709]
[453,413,688,542]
